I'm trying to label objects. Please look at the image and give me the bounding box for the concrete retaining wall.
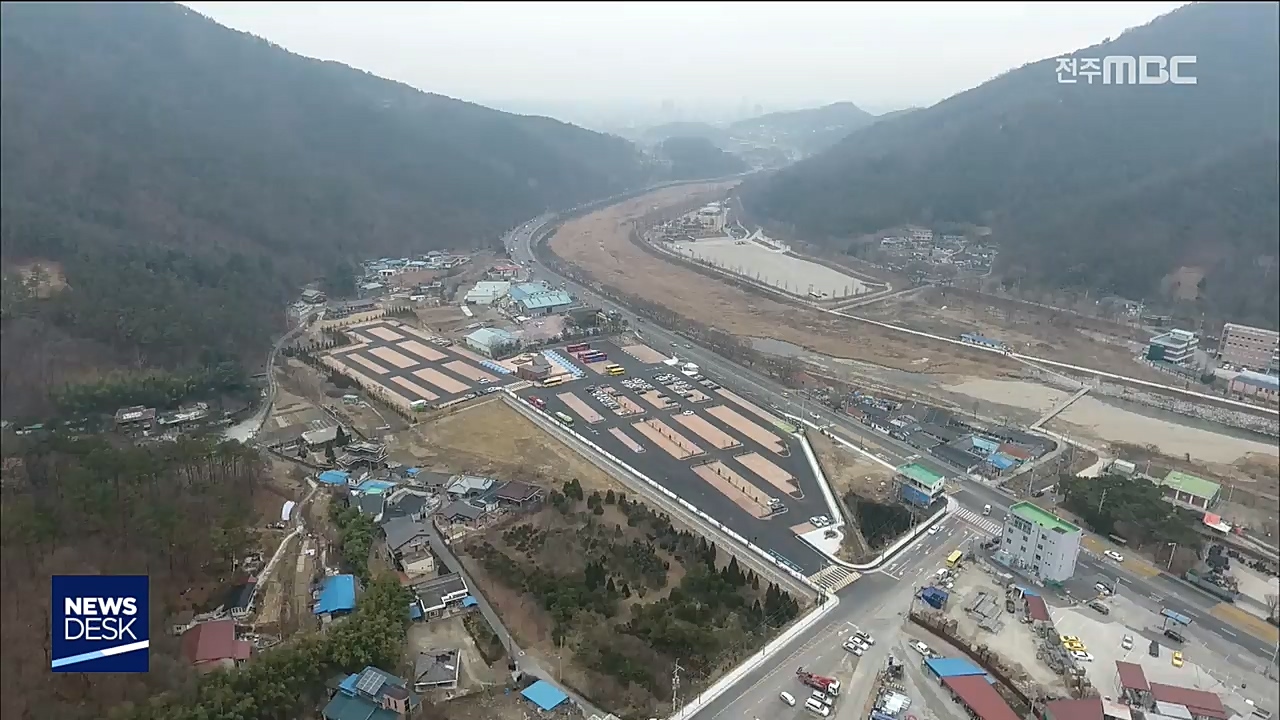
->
[501,391,817,600]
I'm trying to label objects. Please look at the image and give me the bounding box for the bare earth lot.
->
[858,287,1169,382]
[548,185,1017,378]
[391,398,626,496]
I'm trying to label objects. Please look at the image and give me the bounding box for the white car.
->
[1122,635,1134,650]
[1072,651,1095,662]
[1095,582,1113,596]
[842,640,864,656]
[1104,550,1125,563]
[780,691,796,706]
[927,526,941,535]
[911,641,931,656]
[855,631,875,646]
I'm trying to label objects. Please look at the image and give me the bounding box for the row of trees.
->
[53,361,252,417]
[329,501,377,583]
[111,578,415,720]
[1059,473,1203,551]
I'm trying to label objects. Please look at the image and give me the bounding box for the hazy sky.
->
[185,1,1185,121]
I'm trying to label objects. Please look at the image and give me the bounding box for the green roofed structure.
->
[1001,502,1083,583]
[1153,470,1221,511]
[896,462,946,508]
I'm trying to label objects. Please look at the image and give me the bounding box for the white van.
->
[983,504,992,516]
[804,698,832,717]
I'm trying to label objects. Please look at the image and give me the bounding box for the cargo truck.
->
[797,667,840,696]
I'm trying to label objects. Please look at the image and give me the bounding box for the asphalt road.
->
[504,219,1278,682]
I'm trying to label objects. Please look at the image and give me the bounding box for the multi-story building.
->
[1000,502,1082,583]
[1219,323,1279,373]
[1146,328,1199,366]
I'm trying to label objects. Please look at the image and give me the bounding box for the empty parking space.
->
[369,346,418,369]
[558,392,605,424]
[735,452,799,497]
[448,345,491,364]
[585,361,612,374]
[633,418,704,459]
[717,388,786,426]
[413,367,471,395]
[397,339,447,362]
[693,461,771,519]
[443,360,498,383]
[608,391,645,416]
[673,412,741,450]
[366,325,406,342]
[706,405,786,454]
[609,427,646,453]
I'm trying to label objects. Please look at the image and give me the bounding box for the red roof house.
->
[181,619,251,674]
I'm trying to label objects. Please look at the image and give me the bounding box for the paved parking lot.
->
[326,320,512,409]
[518,339,833,575]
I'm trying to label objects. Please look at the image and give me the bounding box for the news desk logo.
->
[52,575,149,673]
[1055,55,1197,85]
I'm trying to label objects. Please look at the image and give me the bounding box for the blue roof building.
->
[323,666,419,720]
[318,470,351,486]
[521,680,569,711]
[315,574,358,617]
[507,281,573,316]
[924,657,988,679]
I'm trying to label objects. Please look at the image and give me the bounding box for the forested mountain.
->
[640,121,729,147]
[655,136,749,179]
[0,2,660,417]
[730,101,879,154]
[743,2,1280,327]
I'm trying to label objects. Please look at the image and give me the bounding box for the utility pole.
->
[671,660,683,716]
[1097,488,1108,515]
[1166,542,1177,570]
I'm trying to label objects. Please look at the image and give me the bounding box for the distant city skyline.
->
[185,1,1186,128]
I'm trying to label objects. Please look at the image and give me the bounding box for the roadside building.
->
[1116,661,1151,705]
[114,405,157,431]
[1218,323,1279,373]
[445,474,496,499]
[1148,684,1229,720]
[413,649,461,691]
[314,574,358,622]
[494,480,543,508]
[463,281,510,305]
[516,356,553,381]
[923,657,988,681]
[507,281,574,317]
[1147,329,1199,366]
[896,462,947,507]
[301,288,327,304]
[464,328,520,358]
[180,619,252,674]
[302,425,341,449]
[411,572,469,619]
[1000,502,1082,583]
[439,498,488,526]
[1228,370,1279,404]
[224,579,256,620]
[487,262,522,279]
[323,666,420,720]
[381,517,435,578]
[1024,594,1052,627]
[1152,470,1221,510]
[327,298,379,319]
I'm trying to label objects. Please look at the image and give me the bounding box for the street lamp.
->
[1166,542,1177,571]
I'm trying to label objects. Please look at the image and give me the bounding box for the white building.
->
[1219,323,1279,373]
[1147,328,1199,365]
[464,328,519,358]
[908,227,934,244]
[463,281,510,305]
[1000,502,1082,583]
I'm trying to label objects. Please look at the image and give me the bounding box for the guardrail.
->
[500,390,819,595]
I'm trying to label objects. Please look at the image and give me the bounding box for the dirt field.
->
[858,287,1170,382]
[548,184,1016,377]
[406,614,506,694]
[393,398,627,496]
[808,432,895,502]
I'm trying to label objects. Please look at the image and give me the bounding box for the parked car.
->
[1172,651,1184,668]
[1094,582,1113,596]
[1088,601,1110,615]
[842,640,864,656]
[1072,651,1095,662]
[1164,629,1186,644]
[1122,635,1134,650]
[855,631,875,646]
[911,641,931,656]
[1149,640,1160,657]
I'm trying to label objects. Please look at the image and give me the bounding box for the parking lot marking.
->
[389,376,439,401]
[366,325,406,342]
[557,392,605,424]
[443,359,498,383]
[608,427,645,453]
[412,367,470,395]
[632,418,704,459]
[674,412,742,450]
[692,461,771,519]
[707,405,786,455]
[346,353,390,376]
[734,452,798,497]
[369,346,418,369]
[397,339,447,362]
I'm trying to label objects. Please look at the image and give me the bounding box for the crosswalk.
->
[953,507,1003,538]
[808,565,861,593]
